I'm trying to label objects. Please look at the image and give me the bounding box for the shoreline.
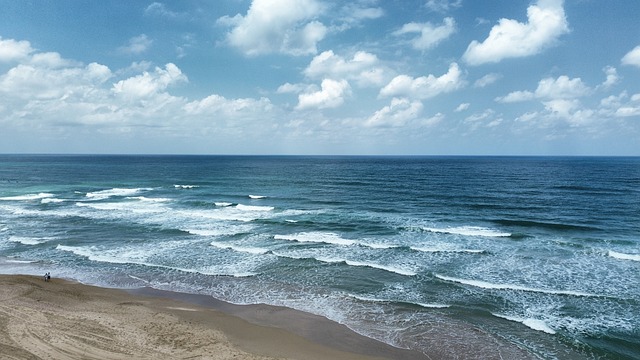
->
[0,274,428,359]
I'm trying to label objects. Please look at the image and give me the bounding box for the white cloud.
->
[303,50,390,87]
[220,0,327,56]
[365,97,423,127]
[0,37,34,62]
[462,0,569,65]
[496,75,589,103]
[454,103,470,112]
[599,66,619,89]
[621,45,640,68]
[474,73,502,88]
[337,2,384,29]
[379,62,464,99]
[296,79,351,110]
[184,94,273,118]
[393,17,456,51]
[425,0,462,13]
[277,82,307,94]
[119,34,153,55]
[112,63,187,99]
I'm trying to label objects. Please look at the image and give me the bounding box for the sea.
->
[0,155,638,359]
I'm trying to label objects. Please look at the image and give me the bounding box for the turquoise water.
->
[1,155,638,359]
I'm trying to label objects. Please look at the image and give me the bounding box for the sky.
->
[1,0,639,155]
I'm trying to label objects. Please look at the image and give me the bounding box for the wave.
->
[236,204,274,211]
[209,241,270,255]
[41,198,65,204]
[274,232,356,246]
[174,184,198,189]
[126,196,171,203]
[608,250,640,262]
[85,188,151,200]
[348,294,450,309]
[435,274,594,297]
[491,219,600,232]
[492,313,556,334]
[411,247,485,254]
[9,236,51,245]
[316,257,416,276]
[0,193,54,201]
[423,226,511,237]
[215,202,233,207]
[76,201,165,214]
[55,245,256,277]
[249,195,266,199]
[360,242,400,250]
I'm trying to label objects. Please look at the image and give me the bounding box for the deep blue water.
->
[1,155,639,359]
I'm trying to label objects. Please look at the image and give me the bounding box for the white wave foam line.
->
[174,184,198,189]
[236,204,274,211]
[492,313,556,334]
[435,274,594,297]
[126,196,171,203]
[4,259,37,264]
[608,250,640,262]
[411,247,485,254]
[425,226,511,237]
[249,195,266,199]
[210,241,269,255]
[360,242,400,250]
[274,232,356,246]
[41,198,65,204]
[9,236,51,245]
[416,302,450,309]
[55,245,253,277]
[317,257,416,276]
[0,193,54,201]
[215,202,233,207]
[85,188,151,200]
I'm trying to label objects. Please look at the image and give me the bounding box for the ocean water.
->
[1,155,638,359]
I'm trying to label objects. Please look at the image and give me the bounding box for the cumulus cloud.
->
[296,79,351,110]
[112,63,187,99]
[379,62,464,99]
[621,45,640,68]
[184,95,273,119]
[463,0,569,65]
[336,2,384,29]
[599,66,619,89]
[365,97,423,127]
[219,0,327,56]
[0,37,34,62]
[393,17,456,51]
[118,34,153,55]
[496,75,590,103]
[454,102,470,112]
[303,50,390,87]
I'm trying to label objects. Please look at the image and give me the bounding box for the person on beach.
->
[44,272,50,282]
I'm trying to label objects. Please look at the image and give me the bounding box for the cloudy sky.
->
[1,0,639,155]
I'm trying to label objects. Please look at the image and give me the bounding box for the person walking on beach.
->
[44,272,50,282]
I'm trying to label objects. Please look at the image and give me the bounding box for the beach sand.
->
[0,275,427,360]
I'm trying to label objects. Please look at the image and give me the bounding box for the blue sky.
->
[1,0,639,155]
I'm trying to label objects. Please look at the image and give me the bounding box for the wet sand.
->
[0,275,427,359]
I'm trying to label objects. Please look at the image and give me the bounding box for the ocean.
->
[0,155,638,359]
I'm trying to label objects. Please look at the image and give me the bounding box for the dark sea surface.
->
[1,155,638,359]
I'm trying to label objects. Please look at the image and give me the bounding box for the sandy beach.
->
[0,275,429,360]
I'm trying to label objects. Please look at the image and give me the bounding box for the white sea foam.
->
[126,196,171,203]
[4,259,37,264]
[85,188,150,200]
[9,236,51,245]
[316,257,416,276]
[41,198,65,204]
[608,250,640,262]
[236,204,274,211]
[492,313,556,334]
[174,184,198,189]
[249,195,266,199]
[0,193,54,201]
[435,274,594,297]
[274,232,356,246]
[0,227,8,232]
[424,226,511,237]
[284,219,298,223]
[210,241,269,255]
[215,202,233,207]
[416,302,450,309]
[411,247,485,254]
